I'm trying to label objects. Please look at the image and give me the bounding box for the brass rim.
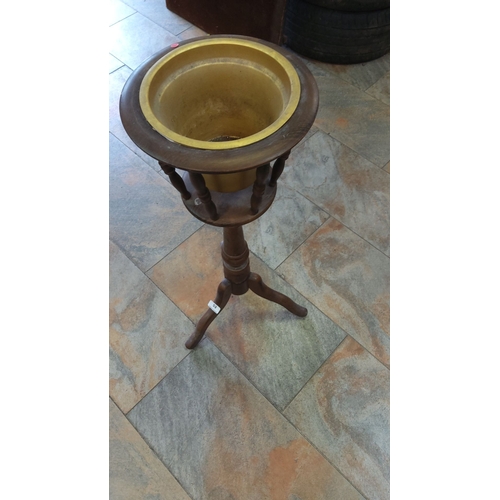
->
[139,37,301,150]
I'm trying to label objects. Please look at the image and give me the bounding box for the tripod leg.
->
[248,272,308,317]
[185,279,232,349]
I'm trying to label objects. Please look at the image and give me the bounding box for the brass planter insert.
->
[139,37,301,152]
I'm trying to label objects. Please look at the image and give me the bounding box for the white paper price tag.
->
[208,300,221,314]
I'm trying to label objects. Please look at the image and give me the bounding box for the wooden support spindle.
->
[189,172,219,221]
[269,150,291,187]
[250,163,271,215]
[158,161,191,200]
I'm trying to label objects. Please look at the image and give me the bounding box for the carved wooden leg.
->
[269,151,291,187]
[189,172,219,221]
[250,163,271,214]
[185,279,232,349]
[248,272,308,317]
[158,161,191,200]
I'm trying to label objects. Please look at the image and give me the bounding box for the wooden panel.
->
[166,0,288,44]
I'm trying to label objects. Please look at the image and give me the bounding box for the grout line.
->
[123,347,193,418]
[109,131,148,165]
[324,128,389,170]
[297,128,321,149]
[267,208,332,271]
[279,394,368,499]
[108,236,141,273]
[363,81,390,107]
[278,333,389,498]
[283,175,390,259]
[109,133,206,272]
[340,212,388,257]
[109,61,125,75]
[117,399,196,500]
[328,212,390,259]
[123,337,205,418]
[281,335,350,414]
[248,247,363,360]
[108,61,131,77]
[271,229,390,369]
[292,184,331,218]
[109,10,137,28]
[121,343,203,499]
[110,397,195,498]
[176,24,201,38]
[364,69,390,91]
[311,120,389,169]
[273,218,328,278]
[205,337,290,414]
[116,0,186,37]
[109,394,120,410]
[143,223,206,274]
[109,240,197,415]
[207,337,368,499]
[142,266,199,330]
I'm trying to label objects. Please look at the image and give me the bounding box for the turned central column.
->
[221,226,251,295]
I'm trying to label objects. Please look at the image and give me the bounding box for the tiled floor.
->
[109,0,389,498]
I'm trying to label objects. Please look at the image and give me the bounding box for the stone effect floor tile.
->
[283,130,389,256]
[121,0,192,35]
[109,399,191,500]
[245,183,330,269]
[300,124,321,145]
[109,241,192,413]
[109,133,202,271]
[366,72,390,105]
[128,340,364,500]
[314,75,390,167]
[147,225,223,322]
[148,225,347,410]
[277,218,389,367]
[109,66,161,170]
[284,337,389,500]
[294,53,345,80]
[109,12,180,70]
[384,161,390,174]
[109,0,135,26]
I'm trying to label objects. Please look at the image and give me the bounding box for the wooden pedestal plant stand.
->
[120,35,319,349]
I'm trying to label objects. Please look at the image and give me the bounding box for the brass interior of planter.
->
[201,169,257,193]
[139,38,300,192]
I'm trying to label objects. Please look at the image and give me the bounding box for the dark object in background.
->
[284,0,390,64]
[166,0,288,44]
[304,0,389,11]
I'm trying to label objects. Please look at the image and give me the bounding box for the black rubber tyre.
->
[304,0,390,12]
[284,0,389,64]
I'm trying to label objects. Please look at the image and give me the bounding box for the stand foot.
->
[185,227,307,349]
[248,272,308,317]
[185,279,232,349]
